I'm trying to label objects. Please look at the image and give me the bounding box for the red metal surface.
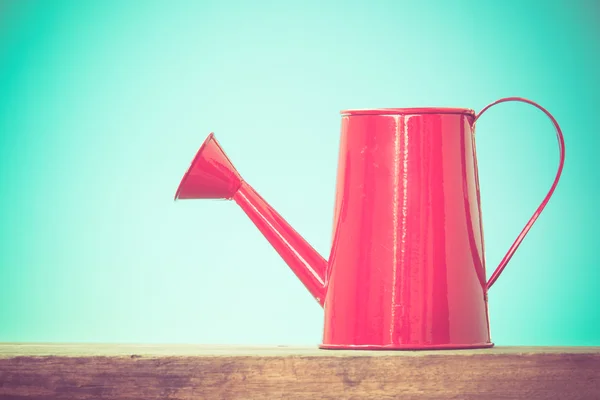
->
[341,107,476,116]
[233,182,327,305]
[174,133,242,200]
[175,97,565,350]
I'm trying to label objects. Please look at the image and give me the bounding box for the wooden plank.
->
[0,344,599,399]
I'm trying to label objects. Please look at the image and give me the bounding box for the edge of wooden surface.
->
[1,343,599,358]
[2,344,599,399]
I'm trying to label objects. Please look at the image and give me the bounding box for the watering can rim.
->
[340,107,476,116]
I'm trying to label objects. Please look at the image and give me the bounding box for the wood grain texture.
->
[0,344,599,399]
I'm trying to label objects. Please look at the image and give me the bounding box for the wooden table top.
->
[1,344,598,399]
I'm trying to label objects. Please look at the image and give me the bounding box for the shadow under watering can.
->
[175,97,565,350]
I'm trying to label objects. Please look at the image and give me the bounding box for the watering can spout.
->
[174,133,328,306]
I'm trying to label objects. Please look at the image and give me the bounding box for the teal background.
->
[0,0,598,346]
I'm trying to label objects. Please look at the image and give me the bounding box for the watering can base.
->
[318,342,495,350]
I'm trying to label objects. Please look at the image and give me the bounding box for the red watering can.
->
[175,97,565,350]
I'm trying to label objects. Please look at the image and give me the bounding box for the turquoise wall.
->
[1,0,598,345]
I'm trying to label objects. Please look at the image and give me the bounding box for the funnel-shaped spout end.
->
[174,133,242,200]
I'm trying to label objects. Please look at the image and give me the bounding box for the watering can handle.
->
[474,97,566,291]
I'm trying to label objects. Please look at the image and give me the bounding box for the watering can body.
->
[322,108,490,349]
[175,98,565,350]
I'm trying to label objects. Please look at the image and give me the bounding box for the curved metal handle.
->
[475,97,566,290]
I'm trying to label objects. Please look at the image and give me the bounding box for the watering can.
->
[175,97,565,350]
